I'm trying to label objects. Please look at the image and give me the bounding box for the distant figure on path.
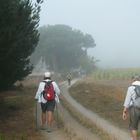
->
[35,72,61,132]
[122,75,140,140]
[66,73,72,86]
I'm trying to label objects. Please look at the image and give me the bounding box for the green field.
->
[92,68,140,80]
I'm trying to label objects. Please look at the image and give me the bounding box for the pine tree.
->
[0,0,40,90]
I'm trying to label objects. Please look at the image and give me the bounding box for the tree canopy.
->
[31,24,96,74]
[0,0,40,90]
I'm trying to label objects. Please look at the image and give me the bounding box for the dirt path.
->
[36,101,69,140]
[36,80,101,140]
[37,79,131,140]
[61,80,131,140]
[42,129,69,140]
[57,103,101,140]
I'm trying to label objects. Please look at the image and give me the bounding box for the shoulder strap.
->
[42,80,52,84]
[133,85,140,98]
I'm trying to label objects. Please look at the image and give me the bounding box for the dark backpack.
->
[42,81,55,101]
[133,85,140,107]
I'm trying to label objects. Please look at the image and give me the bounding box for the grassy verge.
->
[69,78,129,130]
[0,84,44,140]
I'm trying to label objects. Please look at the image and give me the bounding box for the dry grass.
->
[69,78,129,129]
[0,80,44,140]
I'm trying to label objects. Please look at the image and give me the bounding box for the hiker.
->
[66,73,72,86]
[35,72,61,132]
[122,75,140,140]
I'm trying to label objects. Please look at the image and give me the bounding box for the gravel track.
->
[37,79,131,140]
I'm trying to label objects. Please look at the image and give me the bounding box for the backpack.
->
[42,81,55,101]
[133,85,140,108]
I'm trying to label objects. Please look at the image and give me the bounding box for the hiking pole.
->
[35,101,39,130]
[55,102,60,128]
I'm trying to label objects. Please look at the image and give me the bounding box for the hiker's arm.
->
[123,107,128,113]
[122,87,132,120]
[123,87,133,108]
[122,107,128,120]
[53,82,60,95]
[59,93,64,100]
[35,82,44,101]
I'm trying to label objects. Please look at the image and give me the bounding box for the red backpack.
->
[42,81,55,101]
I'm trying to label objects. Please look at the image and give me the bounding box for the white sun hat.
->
[44,72,51,78]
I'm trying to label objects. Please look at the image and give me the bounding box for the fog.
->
[39,0,140,68]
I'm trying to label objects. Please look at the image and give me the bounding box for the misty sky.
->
[39,0,140,68]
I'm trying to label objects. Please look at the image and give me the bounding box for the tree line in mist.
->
[31,24,96,74]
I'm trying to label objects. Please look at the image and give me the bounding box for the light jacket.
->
[123,81,140,108]
[35,79,60,103]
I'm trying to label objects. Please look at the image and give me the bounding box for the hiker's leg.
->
[41,103,47,125]
[131,130,137,140]
[47,111,53,128]
[129,107,139,140]
[41,112,46,125]
[46,100,55,131]
[68,79,70,85]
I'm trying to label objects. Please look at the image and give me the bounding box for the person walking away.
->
[66,73,72,86]
[122,75,140,140]
[35,72,61,132]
